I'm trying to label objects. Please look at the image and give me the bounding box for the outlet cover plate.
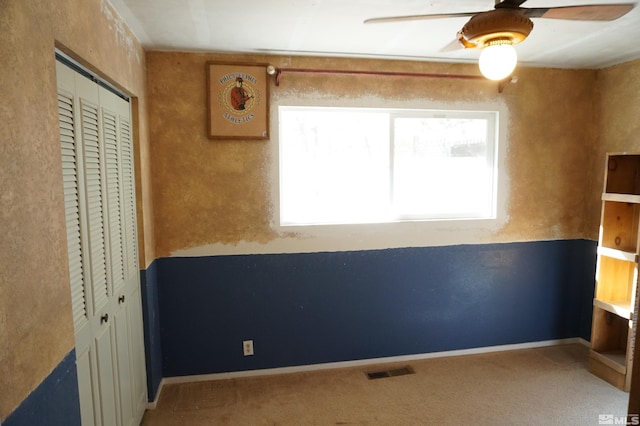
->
[243,340,254,356]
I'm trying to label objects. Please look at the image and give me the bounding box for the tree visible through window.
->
[279,106,498,226]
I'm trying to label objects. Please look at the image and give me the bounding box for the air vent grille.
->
[365,366,414,380]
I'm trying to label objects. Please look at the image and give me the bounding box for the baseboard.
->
[577,337,590,347]
[146,379,165,410]
[155,337,584,393]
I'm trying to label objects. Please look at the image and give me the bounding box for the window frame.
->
[277,105,500,227]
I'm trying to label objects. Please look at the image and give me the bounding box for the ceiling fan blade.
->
[523,4,634,21]
[495,0,529,8]
[440,38,464,52]
[364,12,476,24]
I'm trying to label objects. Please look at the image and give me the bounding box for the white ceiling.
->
[108,0,640,69]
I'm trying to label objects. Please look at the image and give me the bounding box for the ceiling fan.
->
[364,1,635,80]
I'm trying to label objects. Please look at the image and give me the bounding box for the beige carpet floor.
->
[141,344,628,425]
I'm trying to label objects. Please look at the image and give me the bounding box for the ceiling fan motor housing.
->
[460,9,534,48]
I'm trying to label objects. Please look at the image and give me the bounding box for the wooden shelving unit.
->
[589,153,640,391]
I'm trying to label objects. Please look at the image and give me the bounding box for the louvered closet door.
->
[99,85,147,426]
[56,60,147,426]
[57,66,100,426]
[118,108,149,422]
[58,62,118,426]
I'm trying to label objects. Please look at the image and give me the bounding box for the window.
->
[279,106,498,226]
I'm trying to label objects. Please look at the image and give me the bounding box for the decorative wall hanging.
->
[207,61,269,139]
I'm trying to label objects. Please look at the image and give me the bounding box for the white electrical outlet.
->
[243,340,254,356]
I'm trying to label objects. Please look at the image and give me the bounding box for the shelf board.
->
[590,349,627,374]
[597,246,637,262]
[602,193,640,203]
[594,298,634,320]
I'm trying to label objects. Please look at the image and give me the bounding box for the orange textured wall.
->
[147,52,599,258]
[148,52,276,256]
[589,59,640,239]
[497,66,599,241]
[0,0,152,419]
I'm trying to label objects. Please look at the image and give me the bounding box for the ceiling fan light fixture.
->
[460,9,534,48]
[479,39,518,81]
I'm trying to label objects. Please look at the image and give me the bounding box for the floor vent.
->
[365,366,414,380]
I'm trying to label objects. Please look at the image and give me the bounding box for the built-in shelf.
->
[595,256,635,309]
[602,193,640,204]
[597,246,637,263]
[590,153,640,392]
[605,154,640,195]
[591,349,627,374]
[599,201,640,253]
[594,298,633,320]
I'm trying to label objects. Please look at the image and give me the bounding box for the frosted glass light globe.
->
[479,43,517,81]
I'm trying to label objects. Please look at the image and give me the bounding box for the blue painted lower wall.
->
[141,260,163,402]
[4,350,80,426]
[4,239,596,421]
[157,239,596,378]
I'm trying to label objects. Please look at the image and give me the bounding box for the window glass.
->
[279,106,497,226]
